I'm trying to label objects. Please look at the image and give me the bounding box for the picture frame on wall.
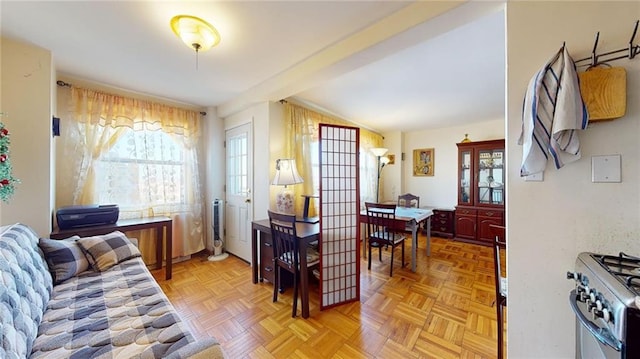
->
[387,154,395,165]
[413,148,434,176]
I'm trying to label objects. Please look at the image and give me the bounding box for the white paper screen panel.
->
[319,124,360,310]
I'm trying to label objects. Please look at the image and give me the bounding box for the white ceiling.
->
[1,1,505,133]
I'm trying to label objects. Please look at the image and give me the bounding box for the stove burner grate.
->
[593,252,640,297]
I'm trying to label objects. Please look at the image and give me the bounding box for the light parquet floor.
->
[151,233,505,358]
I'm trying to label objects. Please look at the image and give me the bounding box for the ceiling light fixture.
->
[170,15,220,68]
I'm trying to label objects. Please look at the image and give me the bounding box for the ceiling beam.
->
[217,1,466,117]
[217,1,504,119]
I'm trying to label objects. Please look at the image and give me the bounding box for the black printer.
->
[56,204,119,229]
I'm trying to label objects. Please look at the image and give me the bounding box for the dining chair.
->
[365,202,406,277]
[489,224,507,359]
[397,193,421,233]
[267,210,320,317]
[397,193,420,208]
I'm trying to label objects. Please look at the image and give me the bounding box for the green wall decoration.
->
[0,122,19,202]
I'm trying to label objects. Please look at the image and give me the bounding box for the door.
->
[225,123,253,262]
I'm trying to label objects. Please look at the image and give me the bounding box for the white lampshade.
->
[371,147,388,157]
[272,159,304,187]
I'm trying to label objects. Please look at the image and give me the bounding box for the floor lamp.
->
[272,159,304,214]
[371,148,390,203]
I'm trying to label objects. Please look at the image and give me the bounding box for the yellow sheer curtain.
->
[284,102,383,213]
[70,87,198,136]
[60,87,205,265]
[360,126,385,206]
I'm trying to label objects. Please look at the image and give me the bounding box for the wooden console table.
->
[50,217,173,280]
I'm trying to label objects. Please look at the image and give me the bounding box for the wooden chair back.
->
[268,210,299,272]
[365,202,407,276]
[490,224,507,298]
[397,193,420,208]
[489,223,507,359]
[365,202,401,241]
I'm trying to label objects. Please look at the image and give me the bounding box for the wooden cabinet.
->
[454,207,476,240]
[428,208,456,238]
[477,209,504,242]
[259,231,275,284]
[251,219,295,290]
[455,139,505,245]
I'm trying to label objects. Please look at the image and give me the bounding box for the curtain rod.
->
[56,80,72,88]
[56,80,207,116]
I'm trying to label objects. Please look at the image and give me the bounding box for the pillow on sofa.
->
[77,231,141,272]
[38,236,89,284]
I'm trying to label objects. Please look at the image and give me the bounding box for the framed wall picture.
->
[387,154,395,165]
[413,148,434,176]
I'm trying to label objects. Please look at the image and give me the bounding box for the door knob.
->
[245,198,251,203]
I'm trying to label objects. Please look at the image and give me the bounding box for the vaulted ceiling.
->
[1,1,505,133]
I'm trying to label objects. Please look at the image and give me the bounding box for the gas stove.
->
[567,252,640,358]
[592,253,640,297]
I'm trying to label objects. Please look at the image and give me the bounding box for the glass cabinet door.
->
[459,150,472,205]
[477,148,504,205]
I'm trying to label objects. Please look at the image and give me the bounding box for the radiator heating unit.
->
[208,199,229,262]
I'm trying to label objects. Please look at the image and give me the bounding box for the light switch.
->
[592,155,621,183]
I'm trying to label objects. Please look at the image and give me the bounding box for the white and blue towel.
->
[518,45,589,176]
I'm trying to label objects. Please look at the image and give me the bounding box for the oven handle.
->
[569,290,622,352]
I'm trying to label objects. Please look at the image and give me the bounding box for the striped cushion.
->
[77,231,141,272]
[38,236,88,284]
[0,223,53,358]
[280,248,320,266]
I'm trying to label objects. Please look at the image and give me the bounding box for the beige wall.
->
[268,101,286,211]
[203,106,225,252]
[507,1,640,357]
[54,86,74,209]
[391,119,504,209]
[0,37,53,236]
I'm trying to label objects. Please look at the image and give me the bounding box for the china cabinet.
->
[455,139,505,245]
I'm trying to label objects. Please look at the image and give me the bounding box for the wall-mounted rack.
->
[575,20,639,68]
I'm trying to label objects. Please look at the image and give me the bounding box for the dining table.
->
[251,206,432,317]
[359,206,433,272]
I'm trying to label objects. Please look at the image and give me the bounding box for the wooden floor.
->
[151,233,505,358]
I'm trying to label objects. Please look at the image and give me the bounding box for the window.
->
[226,131,249,196]
[94,127,188,212]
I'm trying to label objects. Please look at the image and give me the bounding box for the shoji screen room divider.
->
[318,124,360,310]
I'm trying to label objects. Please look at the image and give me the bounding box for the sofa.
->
[0,223,225,358]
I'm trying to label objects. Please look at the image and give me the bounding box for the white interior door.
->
[225,123,252,262]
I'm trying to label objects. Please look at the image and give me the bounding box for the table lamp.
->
[272,159,304,214]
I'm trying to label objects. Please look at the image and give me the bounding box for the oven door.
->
[570,290,623,359]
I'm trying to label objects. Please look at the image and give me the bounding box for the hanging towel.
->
[518,45,589,176]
